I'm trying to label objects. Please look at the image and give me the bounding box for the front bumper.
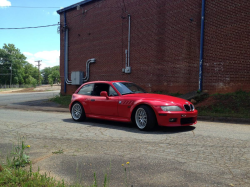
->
[156,110,198,127]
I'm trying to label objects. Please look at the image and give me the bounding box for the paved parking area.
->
[1,108,250,186]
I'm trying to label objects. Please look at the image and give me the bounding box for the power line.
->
[3,6,60,8]
[0,24,59,30]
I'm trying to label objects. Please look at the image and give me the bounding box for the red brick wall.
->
[59,0,250,95]
[203,0,250,93]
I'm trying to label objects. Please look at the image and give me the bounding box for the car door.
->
[88,83,119,116]
[77,83,94,114]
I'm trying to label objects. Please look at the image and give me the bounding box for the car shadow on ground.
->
[12,99,61,107]
[62,118,196,134]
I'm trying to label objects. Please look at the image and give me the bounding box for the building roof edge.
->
[57,0,95,14]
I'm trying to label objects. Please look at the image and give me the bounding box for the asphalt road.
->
[0,91,63,111]
[1,108,250,186]
[0,91,59,105]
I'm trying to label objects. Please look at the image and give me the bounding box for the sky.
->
[0,0,81,69]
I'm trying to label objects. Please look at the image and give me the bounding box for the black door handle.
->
[90,99,95,102]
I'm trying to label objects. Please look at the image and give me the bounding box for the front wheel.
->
[71,102,86,121]
[134,105,156,131]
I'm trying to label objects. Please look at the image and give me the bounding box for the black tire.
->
[134,105,157,131]
[71,102,86,121]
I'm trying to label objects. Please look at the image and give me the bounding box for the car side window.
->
[109,86,118,96]
[92,83,110,96]
[78,84,94,95]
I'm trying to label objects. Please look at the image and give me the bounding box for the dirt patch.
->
[34,84,61,92]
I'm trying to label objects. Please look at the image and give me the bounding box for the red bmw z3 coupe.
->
[69,81,198,131]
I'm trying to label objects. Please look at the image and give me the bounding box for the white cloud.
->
[23,52,33,56]
[53,11,58,16]
[23,50,60,70]
[0,0,11,7]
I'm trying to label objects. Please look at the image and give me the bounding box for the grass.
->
[0,163,112,187]
[50,94,72,108]
[0,164,66,187]
[196,90,250,118]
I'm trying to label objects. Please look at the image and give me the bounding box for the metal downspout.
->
[127,14,131,67]
[198,0,205,92]
[83,58,96,82]
[64,12,67,93]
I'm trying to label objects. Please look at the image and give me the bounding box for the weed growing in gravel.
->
[122,162,131,187]
[52,149,64,154]
[7,137,30,168]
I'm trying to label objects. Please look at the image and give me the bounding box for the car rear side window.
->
[78,84,94,95]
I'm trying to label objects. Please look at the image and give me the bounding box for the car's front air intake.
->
[184,104,191,111]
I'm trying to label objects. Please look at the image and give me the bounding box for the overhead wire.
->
[3,6,60,8]
[0,4,61,30]
[0,24,59,30]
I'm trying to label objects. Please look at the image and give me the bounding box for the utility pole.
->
[10,63,12,88]
[35,60,42,86]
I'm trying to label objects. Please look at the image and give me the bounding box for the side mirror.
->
[100,91,109,99]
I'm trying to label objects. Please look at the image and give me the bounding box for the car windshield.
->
[113,82,147,95]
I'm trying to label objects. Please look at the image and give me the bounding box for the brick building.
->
[57,0,250,95]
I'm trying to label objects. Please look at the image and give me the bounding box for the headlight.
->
[161,106,182,111]
[190,104,195,111]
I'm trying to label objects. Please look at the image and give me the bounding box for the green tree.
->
[41,65,60,85]
[41,67,52,84]
[0,43,43,86]
[50,66,60,84]
[48,74,53,86]
[0,44,27,85]
[23,63,39,85]
[26,75,37,87]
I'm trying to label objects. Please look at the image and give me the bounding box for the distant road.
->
[0,91,60,106]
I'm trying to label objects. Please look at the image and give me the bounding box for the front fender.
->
[129,99,160,119]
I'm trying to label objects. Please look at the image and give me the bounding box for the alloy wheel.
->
[72,103,82,120]
[135,108,147,129]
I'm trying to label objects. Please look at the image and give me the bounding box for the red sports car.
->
[69,81,198,130]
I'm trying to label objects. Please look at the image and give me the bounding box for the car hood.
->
[122,93,190,105]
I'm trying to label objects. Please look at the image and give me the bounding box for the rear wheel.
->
[134,105,156,131]
[71,102,86,121]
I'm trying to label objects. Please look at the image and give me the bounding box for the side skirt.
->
[86,114,131,123]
